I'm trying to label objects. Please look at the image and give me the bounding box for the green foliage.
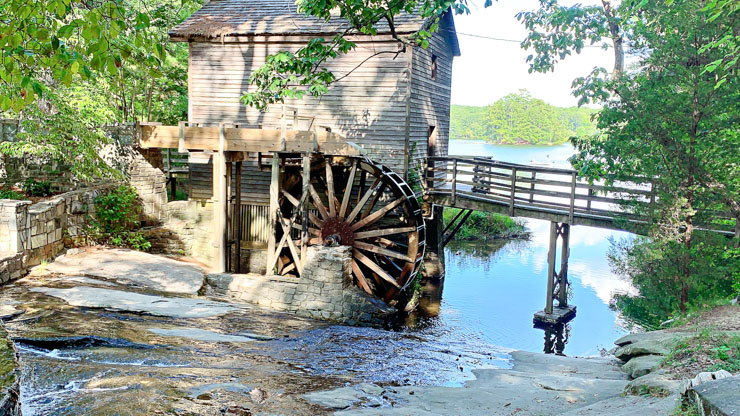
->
[450,91,597,145]
[0,188,26,200]
[21,178,52,197]
[610,234,740,328]
[0,0,198,181]
[85,185,150,251]
[0,87,117,181]
[0,328,15,391]
[443,208,527,241]
[665,332,740,375]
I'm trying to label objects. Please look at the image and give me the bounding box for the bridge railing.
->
[425,156,659,224]
[425,156,736,234]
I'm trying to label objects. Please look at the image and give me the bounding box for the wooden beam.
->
[234,160,242,273]
[214,123,228,273]
[301,155,310,267]
[545,222,558,315]
[266,154,280,274]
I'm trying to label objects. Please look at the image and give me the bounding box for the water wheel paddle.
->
[273,154,425,303]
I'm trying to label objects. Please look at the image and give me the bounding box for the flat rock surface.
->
[558,394,679,416]
[302,352,647,415]
[40,248,205,294]
[690,375,740,415]
[510,350,628,380]
[30,286,237,318]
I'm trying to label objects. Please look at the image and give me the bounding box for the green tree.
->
[0,0,198,179]
[524,0,739,313]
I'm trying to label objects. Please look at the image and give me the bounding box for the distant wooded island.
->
[451,90,598,145]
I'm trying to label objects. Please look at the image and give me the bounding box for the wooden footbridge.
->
[423,155,737,324]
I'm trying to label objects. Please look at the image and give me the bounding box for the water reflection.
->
[440,220,632,357]
[534,322,571,355]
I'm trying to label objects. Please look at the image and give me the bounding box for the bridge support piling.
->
[535,222,576,326]
[417,205,446,317]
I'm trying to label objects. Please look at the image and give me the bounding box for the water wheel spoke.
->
[340,159,358,218]
[346,178,381,224]
[351,197,406,232]
[354,226,416,239]
[354,241,413,262]
[309,184,330,220]
[325,162,337,217]
[361,182,387,219]
[308,212,323,228]
[353,249,401,289]
[351,259,373,295]
[290,222,320,236]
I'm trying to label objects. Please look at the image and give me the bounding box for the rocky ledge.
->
[0,324,20,416]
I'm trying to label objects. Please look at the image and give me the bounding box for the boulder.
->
[622,355,664,379]
[625,369,684,397]
[614,338,673,361]
[686,374,740,416]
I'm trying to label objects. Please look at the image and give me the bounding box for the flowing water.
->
[3,139,638,415]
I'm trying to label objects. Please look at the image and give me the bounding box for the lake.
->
[433,139,637,356]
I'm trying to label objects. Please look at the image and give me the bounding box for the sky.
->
[450,0,614,108]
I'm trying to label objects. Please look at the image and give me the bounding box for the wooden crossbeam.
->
[138,124,364,156]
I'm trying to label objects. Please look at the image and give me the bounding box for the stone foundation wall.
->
[206,246,395,326]
[0,185,114,283]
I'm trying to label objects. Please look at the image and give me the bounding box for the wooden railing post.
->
[529,171,536,204]
[509,167,517,216]
[568,172,576,223]
[451,159,458,205]
[586,186,593,212]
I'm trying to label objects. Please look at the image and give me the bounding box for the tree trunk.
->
[601,0,624,77]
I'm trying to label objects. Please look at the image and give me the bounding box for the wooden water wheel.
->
[268,154,425,303]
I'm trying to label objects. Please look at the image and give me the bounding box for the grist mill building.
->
[168,0,459,212]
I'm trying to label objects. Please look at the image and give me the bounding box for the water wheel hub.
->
[320,217,355,246]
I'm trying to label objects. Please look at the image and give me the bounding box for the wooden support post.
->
[509,167,517,216]
[586,187,593,211]
[234,160,242,273]
[280,106,287,151]
[545,221,558,315]
[451,159,458,205]
[266,154,280,274]
[213,123,228,273]
[557,223,570,307]
[225,161,232,272]
[301,155,310,267]
[442,209,473,247]
[178,121,186,153]
[569,172,577,223]
[529,171,536,204]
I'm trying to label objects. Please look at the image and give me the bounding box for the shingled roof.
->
[169,0,460,55]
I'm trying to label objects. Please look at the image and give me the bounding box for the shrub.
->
[443,208,527,241]
[84,185,150,251]
[21,178,52,197]
[0,188,26,200]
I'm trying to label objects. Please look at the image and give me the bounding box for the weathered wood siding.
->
[188,39,413,203]
[409,28,453,176]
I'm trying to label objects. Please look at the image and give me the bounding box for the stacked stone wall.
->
[0,185,114,283]
[206,246,395,326]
